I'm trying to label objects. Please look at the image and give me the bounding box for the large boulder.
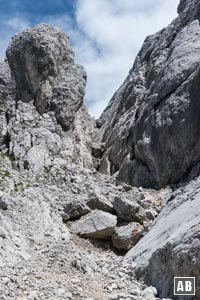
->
[112,222,144,250]
[114,196,145,224]
[63,200,90,221]
[72,210,117,239]
[86,190,114,213]
[97,0,200,188]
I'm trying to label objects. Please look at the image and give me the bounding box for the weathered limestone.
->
[72,210,117,239]
[98,0,200,189]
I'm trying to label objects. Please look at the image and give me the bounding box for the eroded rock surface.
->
[97,0,200,189]
[112,222,144,250]
[114,196,145,224]
[1,24,95,172]
[6,24,86,131]
[63,199,91,221]
[72,210,117,239]
[125,177,200,299]
[0,61,15,150]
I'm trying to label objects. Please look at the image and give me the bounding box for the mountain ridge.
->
[0,1,199,299]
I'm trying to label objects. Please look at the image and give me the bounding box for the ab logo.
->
[174,277,195,295]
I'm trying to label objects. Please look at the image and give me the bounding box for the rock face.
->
[6,24,86,131]
[0,61,15,150]
[125,177,200,299]
[0,23,95,274]
[72,210,117,239]
[1,24,94,172]
[98,0,200,188]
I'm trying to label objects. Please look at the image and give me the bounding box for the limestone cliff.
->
[98,0,200,189]
[1,24,94,173]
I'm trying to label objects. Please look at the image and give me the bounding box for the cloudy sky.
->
[0,0,180,117]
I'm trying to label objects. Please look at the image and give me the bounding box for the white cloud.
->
[6,17,29,32]
[0,16,30,60]
[0,0,180,117]
[73,0,180,117]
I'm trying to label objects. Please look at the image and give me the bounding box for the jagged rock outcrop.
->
[1,24,95,172]
[98,0,200,189]
[6,24,85,131]
[0,23,96,271]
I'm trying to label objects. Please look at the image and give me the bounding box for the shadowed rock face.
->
[0,62,15,148]
[98,0,200,188]
[6,23,86,131]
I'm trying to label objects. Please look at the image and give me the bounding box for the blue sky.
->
[0,0,179,117]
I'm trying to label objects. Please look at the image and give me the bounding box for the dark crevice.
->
[136,158,151,174]
[5,110,9,125]
[110,162,119,175]
[181,159,200,182]
[30,133,34,148]
[134,108,140,123]
[3,131,11,151]
[0,78,6,86]
[126,130,135,161]
[142,47,154,62]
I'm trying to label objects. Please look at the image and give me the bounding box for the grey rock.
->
[122,184,132,192]
[98,0,200,189]
[6,24,86,131]
[86,191,114,213]
[112,222,144,250]
[0,61,15,149]
[98,153,111,175]
[143,286,157,299]
[114,197,145,223]
[72,210,117,239]
[91,143,105,158]
[125,177,200,299]
[63,200,90,221]
[3,24,94,172]
[0,4,199,300]
[145,209,158,221]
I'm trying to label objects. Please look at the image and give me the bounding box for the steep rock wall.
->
[98,0,200,188]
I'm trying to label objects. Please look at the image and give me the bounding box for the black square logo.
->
[174,277,195,295]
